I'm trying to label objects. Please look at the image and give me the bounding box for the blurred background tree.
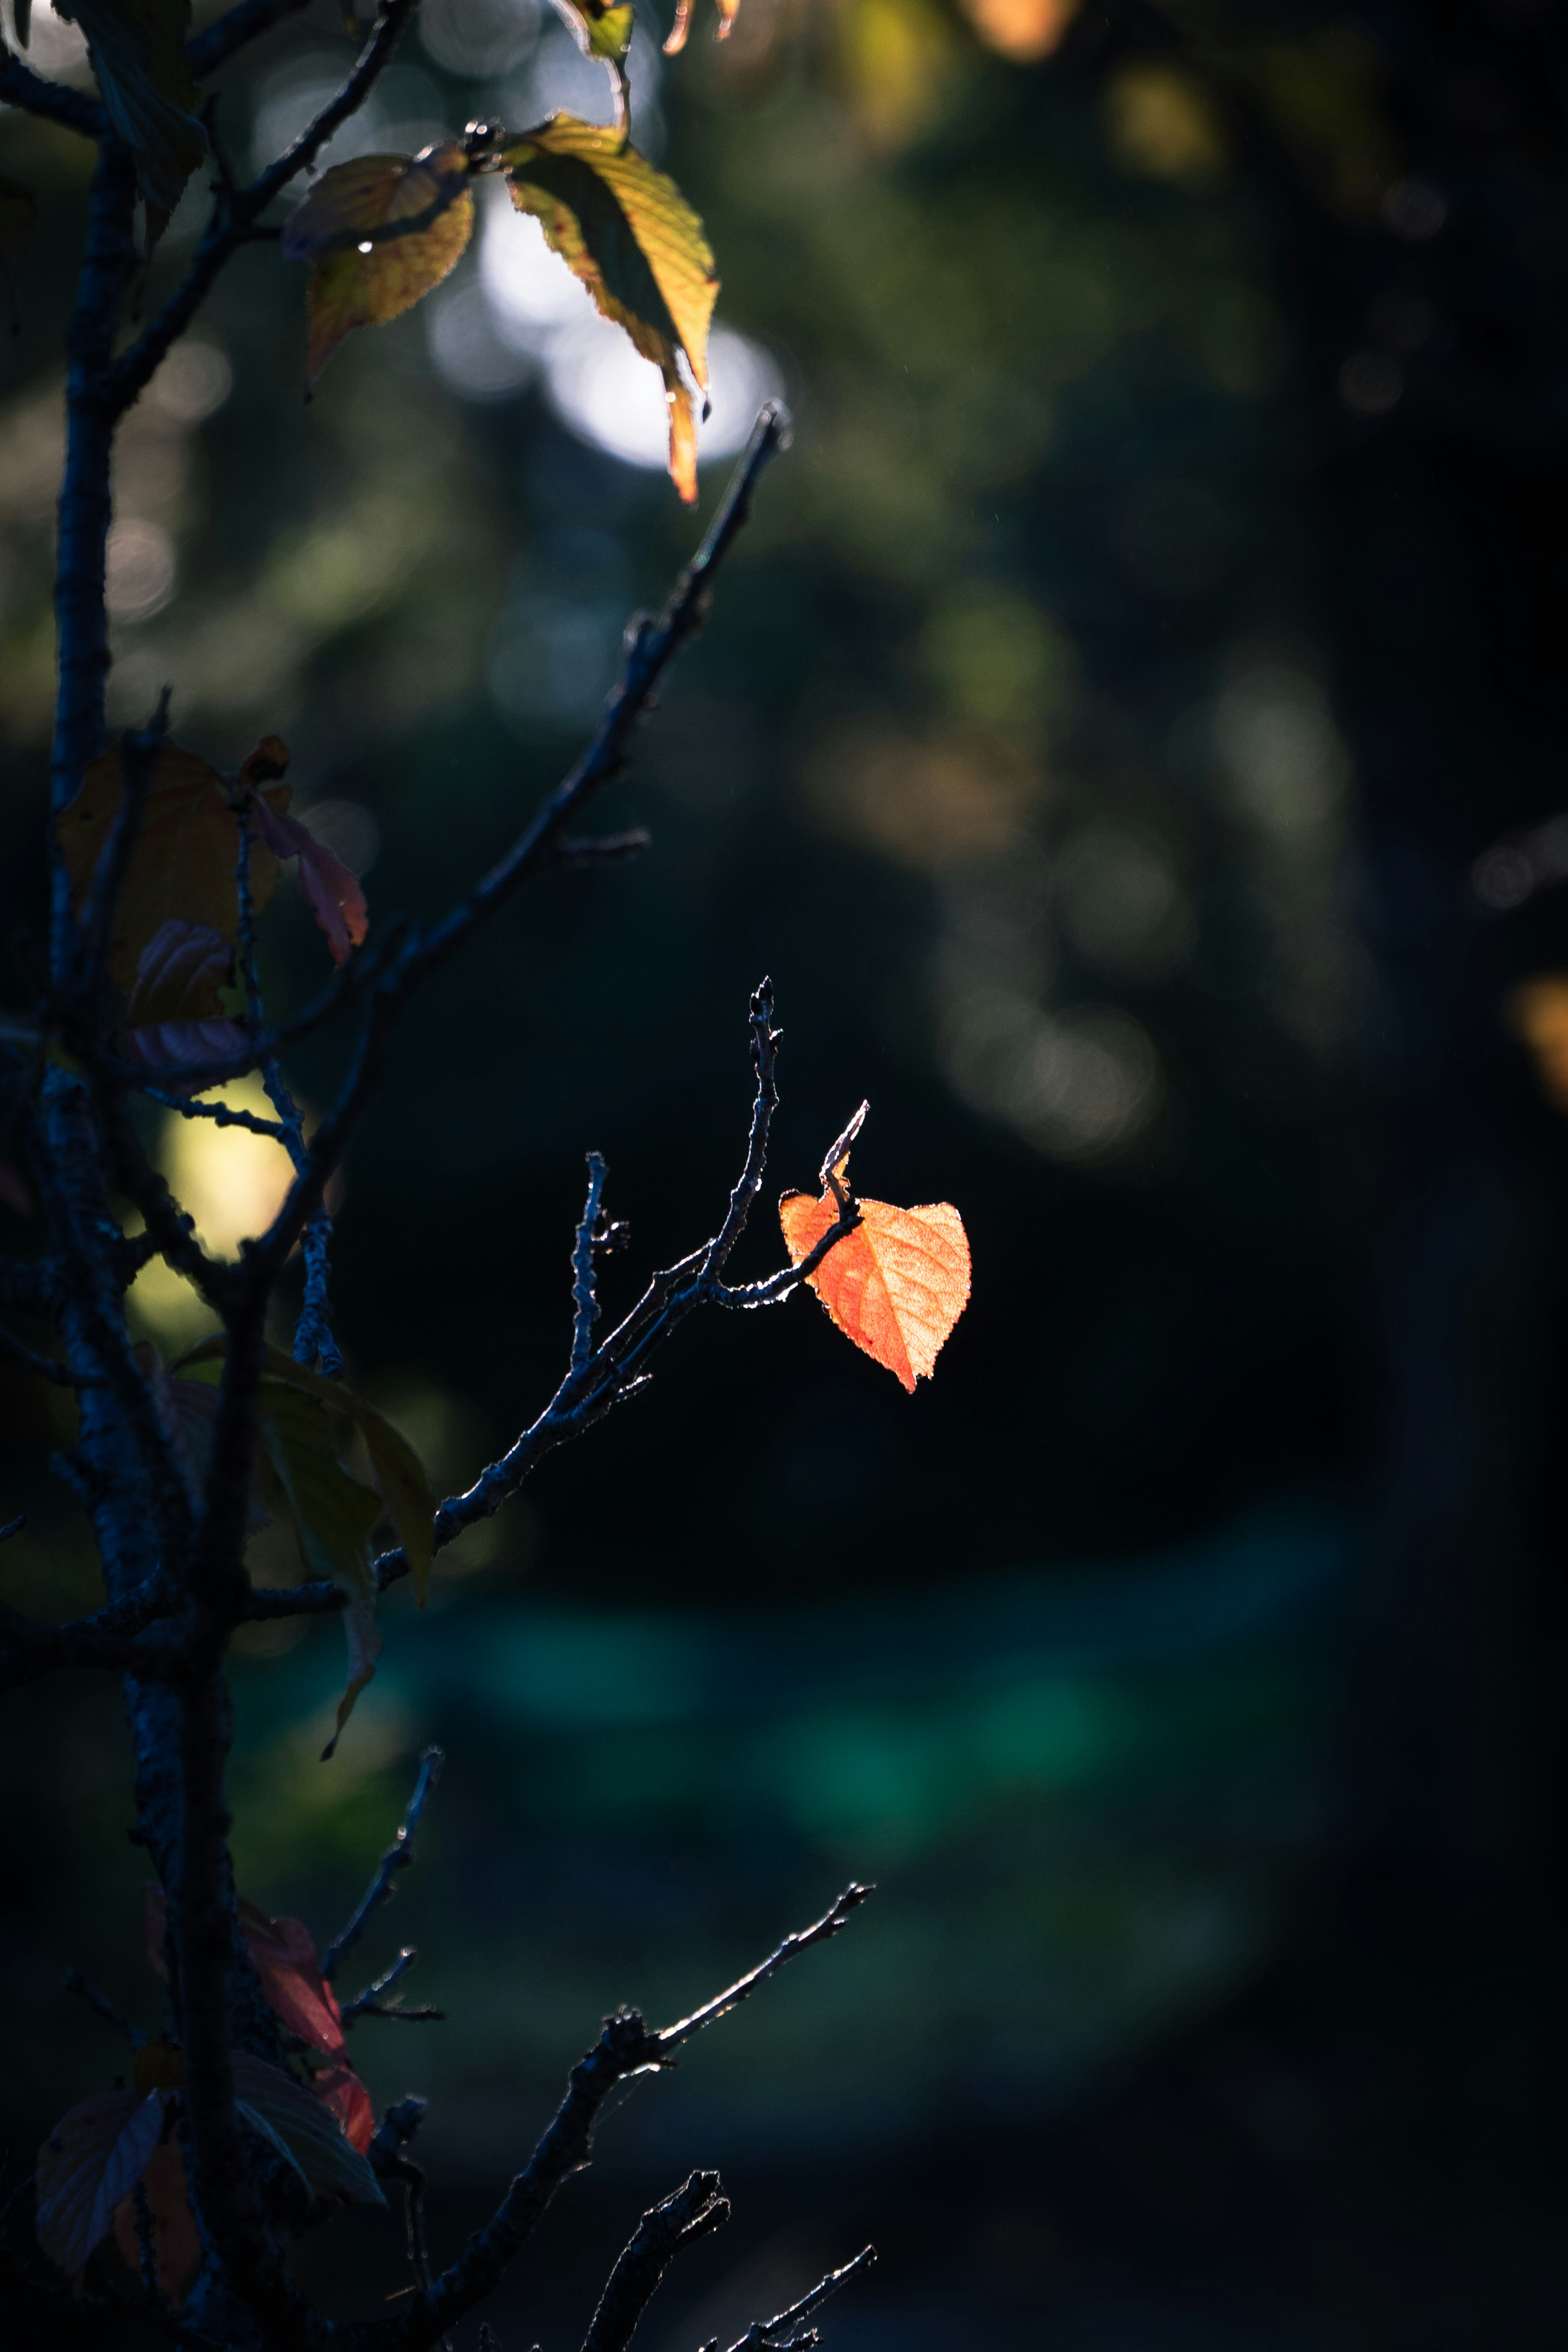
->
[4,0,1568,2343]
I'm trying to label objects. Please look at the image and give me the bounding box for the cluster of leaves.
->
[36,1891,382,2303]
[56,735,365,1070]
[281,114,717,501]
[4,0,734,498]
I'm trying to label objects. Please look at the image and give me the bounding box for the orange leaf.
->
[111,2132,201,2306]
[779,1190,970,1392]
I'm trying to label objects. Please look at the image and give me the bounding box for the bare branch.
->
[584,2172,730,2352]
[724,2247,877,2352]
[376,1884,869,2352]
[135,1088,287,1140]
[321,1747,444,1982]
[341,1942,419,2022]
[572,1153,610,1374]
[656,1884,872,2054]
[0,46,106,138]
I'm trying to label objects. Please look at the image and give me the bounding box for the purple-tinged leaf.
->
[36,2087,165,2277]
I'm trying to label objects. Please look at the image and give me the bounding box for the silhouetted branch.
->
[655,1885,872,2054]
[341,1944,419,2023]
[572,1154,610,1373]
[722,2246,877,2352]
[372,1887,871,2352]
[0,47,107,138]
[583,2172,730,2352]
[0,1323,93,1387]
[321,1748,444,1982]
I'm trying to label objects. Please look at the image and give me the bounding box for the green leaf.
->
[53,0,206,224]
[229,2055,384,2206]
[0,175,37,334]
[174,1339,436,1599]
[254,1377,383,1590]
[280,145,475,385]
[501,114,717,502]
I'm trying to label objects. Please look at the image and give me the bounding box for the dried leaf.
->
[229,2053,384,2204]
[56,741,290,999]
[36,2087,165,2277]
[53,0,206,221]
[251,796,369,967]
[779,1191,971,1392]
[110,2132,200,2305]
[312,2056,376,2152]
[501,114,717,501]
[238,1900,345,2056]
[281,146,475,383]
[0,174,37,332]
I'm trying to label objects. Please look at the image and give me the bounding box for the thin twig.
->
[341,1944,418,2023]
[656,1885,872,2054]
[0,1323,98,1387]
[572,1154,610,1374]
[321,1748,444,1982]
[62,1965,147,2047]
[724,2247,877,2352]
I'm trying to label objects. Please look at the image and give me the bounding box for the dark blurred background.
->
[6,0,1568,2342]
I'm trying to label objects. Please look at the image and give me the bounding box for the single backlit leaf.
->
[109,2132,199,2304]
[56,741,290,999]
[779,1190,971,1392]
[0,174,37,331]
[238,1899,345,2056]
[53,0,206,223]
[281,146,474,384]
[251,795,369,967]
[501,114,717,501]
[229,2054,384,2205]
[120,916,247,1075]
[36,2087,165,2277]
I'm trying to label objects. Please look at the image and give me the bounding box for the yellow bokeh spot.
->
[839,0,958,153]
[1105,64,1229,187]
[127,1075,297,1350]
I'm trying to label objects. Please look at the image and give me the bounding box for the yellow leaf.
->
[281,147,476,384]
[502,114,717,499]
[55,0,206,221]
[55,741,289,998]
